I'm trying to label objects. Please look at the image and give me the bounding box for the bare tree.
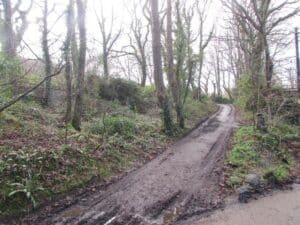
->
[227,0,300,88]
[1,0,32,57]
[72,0,87,131]
[213,40,222,97]
[0,66,64,113]
[182,5,198,104]
[196,0,213,99]
[150,0,173,133]
[119,0,151,87]
[203,71,212,95]
[95,4,122,78]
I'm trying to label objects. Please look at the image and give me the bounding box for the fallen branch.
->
[0,66,64,113]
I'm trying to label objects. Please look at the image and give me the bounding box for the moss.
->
[226,124,297,189]
[183,97,218,129]
[228,142,258,167]
[263,165,290,183]
[226,174,244,188]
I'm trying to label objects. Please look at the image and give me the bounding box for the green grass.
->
[183,97,218,129]
[226,124,297,188]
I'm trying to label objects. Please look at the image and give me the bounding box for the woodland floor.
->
[3,104,235,225]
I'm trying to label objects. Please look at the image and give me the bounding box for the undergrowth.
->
[226,124,299,188]
[0,97,216,218]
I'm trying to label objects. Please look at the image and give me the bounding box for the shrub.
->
[235,75,261,111]
[141,85,156,99]
[89,115,136,138]
[140,85,157,110]
[212,96,233,104]
[86,74,101,97]
[99,79,139,103]
[263,165,290,183]
[228,143,258,167]
[104,116,136,138]
[0,53,21,84]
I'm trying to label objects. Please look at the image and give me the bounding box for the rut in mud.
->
[14,104,236,225]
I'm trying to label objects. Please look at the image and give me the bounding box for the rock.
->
[256,113,267,131]
[245,174,261,189]
[237,185,253,203]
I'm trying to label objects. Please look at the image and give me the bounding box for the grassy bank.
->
[226,122,299,189]
[0,97,216,217]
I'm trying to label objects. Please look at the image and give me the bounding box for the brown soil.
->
[4,104,236,225]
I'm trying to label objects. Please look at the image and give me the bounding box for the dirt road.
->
[14,104,236,225]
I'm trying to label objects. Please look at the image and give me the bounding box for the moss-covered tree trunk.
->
[166,0,184,128]
[64,0,75,122]
[150,0,173,133]
[72,0,86,131]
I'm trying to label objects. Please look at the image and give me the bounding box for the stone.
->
[245,174,261,189]
[256,113,267,131]
[237,185,253,203]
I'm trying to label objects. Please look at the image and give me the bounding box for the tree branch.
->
[0,66,64,113]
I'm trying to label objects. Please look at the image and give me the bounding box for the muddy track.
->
[11,104,236,225]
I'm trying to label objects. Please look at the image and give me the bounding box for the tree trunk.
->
[264,38,273,88]
[166,0,184,128]
[215,47,221,97]
[141,56,147,87]
[64,0,75,122]
[198,53,204,99]
[42,0,52,107]
[2,0,15,57]
[150,0,173,133]
[70,0,79,81]
[103,51,109,78]
[72,0,87,131]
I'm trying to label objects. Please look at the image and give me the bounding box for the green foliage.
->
[99,78,143,112]
[183,97,218,128]
[9,175,44,209]
[228,141,257,167]
[0,146,102,217]
[86,74,101,97]
[234,126,254,142]
[141,85,156,98]
[89,115,136,138]
[226,124,296,189]
[226,173,245,188]
[140,85,157,109]
[263,165,290,183]
[256,132,280,152]
[0,80,217,217]
[270,123,300,140]
[212,96,233,104]
[0,53,21,84]
[226,127,258,187]
[0,112,24,129]
[235,75,258,111]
